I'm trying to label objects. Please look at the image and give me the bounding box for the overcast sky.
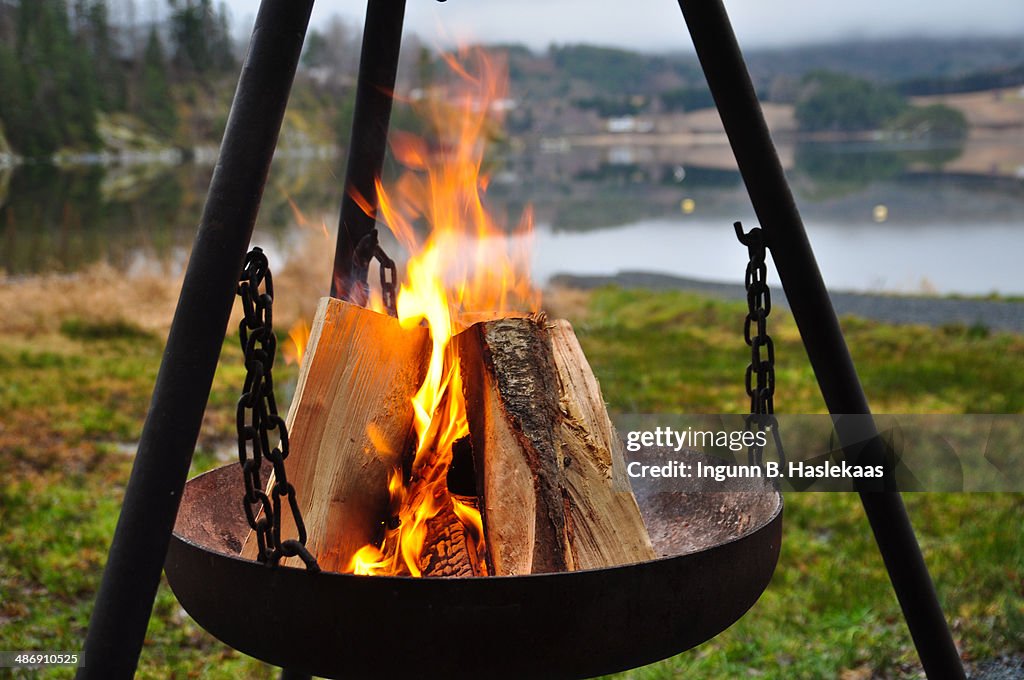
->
[223,0,1024,51]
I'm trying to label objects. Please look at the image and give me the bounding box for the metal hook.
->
[733,220,764,248]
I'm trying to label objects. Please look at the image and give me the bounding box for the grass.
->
[58,318,155,342]
[0,312,267,678]
[1,285,1021,678]
[575,288,1024,677]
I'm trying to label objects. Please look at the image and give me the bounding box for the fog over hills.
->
[221,0,1024,54]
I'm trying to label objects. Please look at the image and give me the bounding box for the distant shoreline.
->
[550,271,1024,333]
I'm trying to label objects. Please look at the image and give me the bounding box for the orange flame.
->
[283,319,311,366]
[348,47,537,576]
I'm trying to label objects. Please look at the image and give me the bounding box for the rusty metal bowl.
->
[166,452,782,679]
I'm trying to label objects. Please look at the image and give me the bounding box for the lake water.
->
[2,140,1023,296]
[531,216,1024,295]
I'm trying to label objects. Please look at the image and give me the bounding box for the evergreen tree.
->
[302,29,329,69]
[169,0,207,73]
[138,27,177,136]
[211,1,234,70]
[74,0,127,111]
[167,0,233,75]
[0,0,100,156]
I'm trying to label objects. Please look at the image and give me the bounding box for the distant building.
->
[606,116,654,134]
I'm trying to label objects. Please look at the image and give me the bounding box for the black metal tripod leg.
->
[674,0,964,677]
[330,0,408,299]
[77,1,315,677]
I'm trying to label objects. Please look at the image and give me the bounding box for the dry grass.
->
[0,263,183,337]
[266,219,341,331]
[0,219,589,345]
[543,284,593,323]
[913,87,1024,130]
[0,221,343,341]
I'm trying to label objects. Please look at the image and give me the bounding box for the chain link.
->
[237,247,320,571]
[349,228,398,317]
[735,222,785,467]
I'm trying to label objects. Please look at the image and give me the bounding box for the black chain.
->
[350,228,398,317]
[735,222,785,467]
[237,247,320,571]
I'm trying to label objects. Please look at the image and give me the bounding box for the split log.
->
[549,320,656,569]
[241,297,430,572]
[242,301,650,577]
[457,315,654,575]
[457,316,574,575]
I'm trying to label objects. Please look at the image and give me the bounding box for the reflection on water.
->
[2,141,1022,295]
[793,141,964,200]
[0,156,343,277]
[1,163,195,275]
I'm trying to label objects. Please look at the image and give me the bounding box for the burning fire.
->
[283,319,310,366]
[345,47,538,576]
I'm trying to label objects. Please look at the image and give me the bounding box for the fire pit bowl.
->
[166,451,782,679]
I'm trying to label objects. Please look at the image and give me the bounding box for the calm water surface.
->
[2,142,1022,296]
[531,217,1024,296]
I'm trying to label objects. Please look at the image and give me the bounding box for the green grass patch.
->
[0,326,286,678]
[578,286,1024,414]
[59,317,155,342]
[1,287,1021,678]
[575,287,1024,677]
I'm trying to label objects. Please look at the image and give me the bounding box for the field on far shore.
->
[570,86,1024,180]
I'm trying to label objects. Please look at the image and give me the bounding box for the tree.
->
[299,17,359,90]
[167,0,233,75]
[0,0,100,156]
[795,71,907,133]
[138,27,177,135]
[73,0,127,111]
[659,87,715,113]
[301,29,330,69]
[549,44,657,95]
[886,104,968,141]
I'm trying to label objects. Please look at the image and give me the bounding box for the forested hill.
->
[743,37,1024,87]
[0,1,1022,161]
[503,37,1024,105]
[499,38,1024,139]
[0,0,236,158]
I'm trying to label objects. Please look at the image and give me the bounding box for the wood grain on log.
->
[241,297,429,572]
[549,320,656,569]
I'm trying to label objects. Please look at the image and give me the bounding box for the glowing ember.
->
[347,47,537,576]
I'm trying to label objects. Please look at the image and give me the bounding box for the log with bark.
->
[458,316,574,575]
[457,315,655,575]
